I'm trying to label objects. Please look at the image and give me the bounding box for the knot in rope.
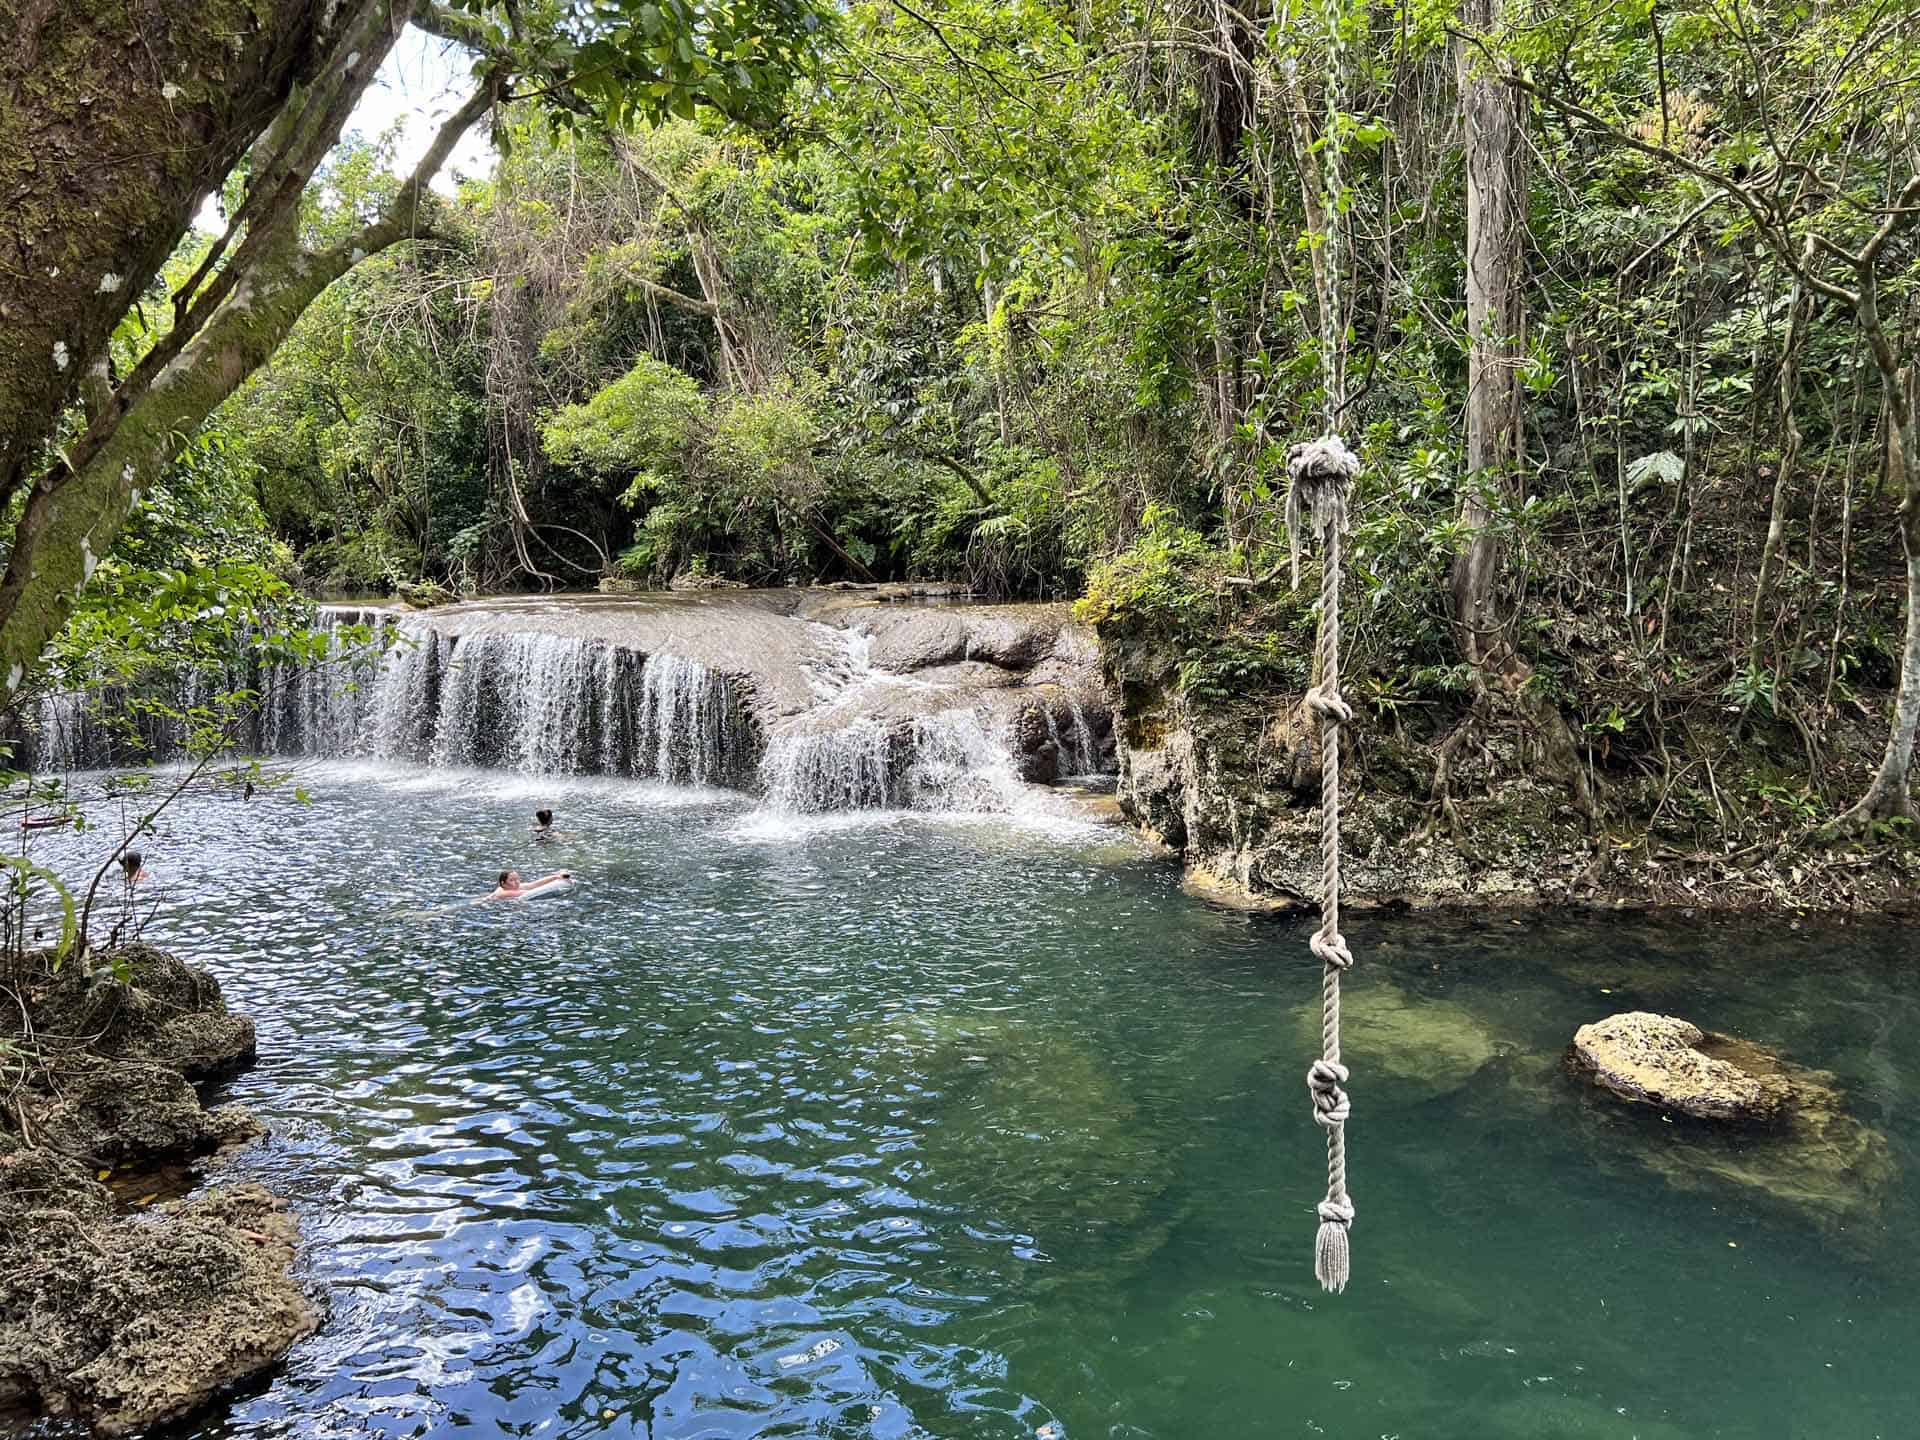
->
[1306,1058,1351,1127]
[1283,437,1360,589]
[1316,1198,1356,1226]
[1305,685,1354,727]
[1309,930,1354,971]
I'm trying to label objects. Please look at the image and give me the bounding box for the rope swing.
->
[1287,437,1360,1293]
[1288,0,1362,1295]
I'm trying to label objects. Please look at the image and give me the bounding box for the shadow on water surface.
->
[13,769,1920,1440]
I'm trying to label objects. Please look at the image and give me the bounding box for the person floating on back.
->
[481,869,571,902]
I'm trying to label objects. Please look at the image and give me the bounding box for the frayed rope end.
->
[1314,1198,1355,1294]
[1284,434,1361,591]
[1314,1218,1351,1294]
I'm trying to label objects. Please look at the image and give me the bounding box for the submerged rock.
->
[854,1011,1176,1251]
[1293,980,1504,1106]
[1570,1012,1788,1123]
[1567,1012,1896,1236]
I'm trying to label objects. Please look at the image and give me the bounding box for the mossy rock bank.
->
[25,942,257,1080]
[2,946,312,1435]
[0,1152,317,1437]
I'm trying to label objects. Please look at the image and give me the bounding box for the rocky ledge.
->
[1,945,317,1435]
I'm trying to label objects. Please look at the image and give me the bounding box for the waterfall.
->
[637,654,745,786]
[30,689,104,772]
[318,627,754,782]
[29,679,205,771]
[1061,697,1101,776]
[23,599,1114,815]
[759,709,1028,814]
[760,719,903,811]
[26,610,754,786]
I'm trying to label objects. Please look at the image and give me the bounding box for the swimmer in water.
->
[533,808,557,839]
[481,869,571,902]
[120,850,151,885]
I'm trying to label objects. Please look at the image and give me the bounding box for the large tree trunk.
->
[1440,0,1601,832]
[1453,0,1525,674]
[0,59,492,697]
[0,0,364,514]
[1836,376,1920,827]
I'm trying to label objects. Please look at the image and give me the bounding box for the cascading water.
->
[24,596,1115,815]
[759,709,1032,814]
[28,610,754,787]
[1062,698,1101,776]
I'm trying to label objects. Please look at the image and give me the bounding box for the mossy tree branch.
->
[0,71,503,702]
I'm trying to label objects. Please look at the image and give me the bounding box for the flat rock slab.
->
[1570,1012,1790,1123]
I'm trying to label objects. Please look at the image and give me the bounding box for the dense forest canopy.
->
[6,0,1920,846]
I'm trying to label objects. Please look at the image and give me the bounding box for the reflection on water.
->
[17,764,1920,1438]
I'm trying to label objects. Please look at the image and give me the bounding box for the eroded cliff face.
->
[1104,653,1920,913]
[1109,671,1560,910]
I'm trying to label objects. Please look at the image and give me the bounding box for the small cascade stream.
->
[759,710,1032,814]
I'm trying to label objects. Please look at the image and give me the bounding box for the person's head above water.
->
[121,850,143,878]
[498,869,522,889]
[534,809,554,829]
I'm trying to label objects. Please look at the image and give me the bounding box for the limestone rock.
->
[0,1172,318,1437]
[18,1060,222,1169]
[1009,700,1060,783]
[1639,1073,1897,1236]
[960,612,1054,670]
[1568,1012,1896,1236]
[1182,863,1295,913]
[28,945,255,1081]
[860,609,969,671]
[1569,1012,1789,1123]
[2,946,311,1436]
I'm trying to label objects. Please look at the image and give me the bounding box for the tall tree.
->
[1453,0,1524,678]
[1438,0,1600,831]
[0,1,348,519]
[0,0,824,703]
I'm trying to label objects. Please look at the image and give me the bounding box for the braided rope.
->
[1288,435,1360,1293]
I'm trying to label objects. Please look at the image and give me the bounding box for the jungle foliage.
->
[11,0,1920,845]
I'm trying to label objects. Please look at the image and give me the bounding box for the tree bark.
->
[1446,0,1601,829]
[0,0,369,514]
[0,69,496,697]
[1835,368,1920,828]
[1749,271,1813,671]
[1453,0,1525,675]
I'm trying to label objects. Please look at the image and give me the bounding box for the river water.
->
[21,764,1920,1438]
